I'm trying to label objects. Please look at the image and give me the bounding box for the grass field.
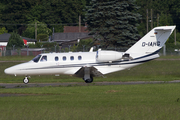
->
[0,83,180,120]
[0,55,180,120]
[0,56,34,61]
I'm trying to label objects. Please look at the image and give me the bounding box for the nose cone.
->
[4,67,15,75]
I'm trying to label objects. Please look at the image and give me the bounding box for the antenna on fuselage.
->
[89,47,94,52]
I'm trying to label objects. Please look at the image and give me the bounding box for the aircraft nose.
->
[4,68,14,75]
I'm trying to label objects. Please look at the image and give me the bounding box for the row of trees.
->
[1,0,180,49]
[135,0,180,34]
[0,0,89,35]
[136,0,180,45]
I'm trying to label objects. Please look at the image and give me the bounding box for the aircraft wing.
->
[74,66,104,78]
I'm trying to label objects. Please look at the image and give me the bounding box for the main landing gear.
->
[23,76,29,84]
[83,76,93,83]
[83,67,94,83]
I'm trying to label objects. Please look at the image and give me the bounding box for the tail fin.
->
[125,26,176,58]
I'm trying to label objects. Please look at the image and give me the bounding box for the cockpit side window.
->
[40,56,47,62]
[32,55,41,63]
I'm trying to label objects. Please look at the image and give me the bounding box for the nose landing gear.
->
[23,76,29,84]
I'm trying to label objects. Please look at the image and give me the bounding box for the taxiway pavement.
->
[0,80,180,89]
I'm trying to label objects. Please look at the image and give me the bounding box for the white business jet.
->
[4,26,176,84]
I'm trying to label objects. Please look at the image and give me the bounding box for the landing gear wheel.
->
[84,76,93,83]
[23,77,29,84]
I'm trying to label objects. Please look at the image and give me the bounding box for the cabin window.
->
[32,55,41,63]
[63,56,66,61]
[70,56,74,61]
[40,56,47,62]
[78,56,82,60]
[55,56,59,61]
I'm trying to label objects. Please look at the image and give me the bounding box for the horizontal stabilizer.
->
[154,29,172,31]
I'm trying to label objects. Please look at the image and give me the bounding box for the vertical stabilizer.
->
[125,26,176,58]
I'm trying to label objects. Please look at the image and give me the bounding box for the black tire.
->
[23,77,29,84]
[85,76,93,83]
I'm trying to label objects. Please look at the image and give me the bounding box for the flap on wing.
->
[74,67,103,78]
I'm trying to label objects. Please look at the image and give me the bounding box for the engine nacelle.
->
[96,50,123,62]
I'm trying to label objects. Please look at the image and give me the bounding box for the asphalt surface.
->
[0,80,180,97]
[0,80,180,89]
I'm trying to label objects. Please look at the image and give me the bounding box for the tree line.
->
[0,0,180,49]
[0,0,88,33]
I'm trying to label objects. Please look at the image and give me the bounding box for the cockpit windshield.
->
[32,55,41,63]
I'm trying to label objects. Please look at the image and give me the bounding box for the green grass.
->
[0,83,180,120]
[1,55,180,119]
[158,55,180,59]
[0,55,34,61]
[108,59,180,81]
